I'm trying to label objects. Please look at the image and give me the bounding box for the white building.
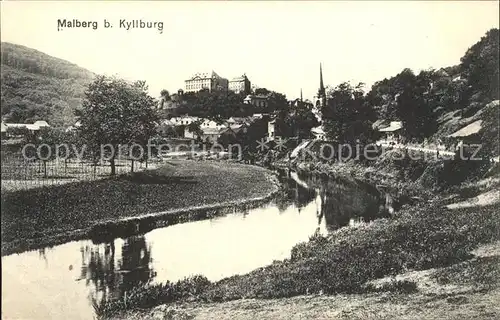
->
[170,116,200,126]
[267,119,276,141]
[3,120,51,134]
[184,71,228,93]
[228,74,251,94]
[378,121,403,142]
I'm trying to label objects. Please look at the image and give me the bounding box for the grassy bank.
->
[1,160,278,255]
[96,200,499,318]
[94,157,499,318]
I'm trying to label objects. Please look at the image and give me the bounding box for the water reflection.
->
[277,168,391,232]
[2,169,393,320]
[80,236,156,308]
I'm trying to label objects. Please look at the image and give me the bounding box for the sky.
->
[1,1,499,101]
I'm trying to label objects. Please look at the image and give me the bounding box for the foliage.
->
[94,276,211,317]
[282,100,320,139]
[77,76,159,174]
[1,42,94,126]
[186,120,203,138]
[322,82,377,143]
[176,90,249,122]
[460,28,499,102]
[477,100,500,157]
[362,28,498,143]
[364,279,418,294]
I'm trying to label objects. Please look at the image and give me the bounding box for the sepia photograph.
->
[1,1,499,319]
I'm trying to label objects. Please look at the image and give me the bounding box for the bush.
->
[364,279,418,294]
[94,275,211,317]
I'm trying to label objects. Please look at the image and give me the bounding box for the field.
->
[1,160,278,255]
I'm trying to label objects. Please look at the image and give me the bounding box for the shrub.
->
[364,279,418,294]
[93,275,211,318]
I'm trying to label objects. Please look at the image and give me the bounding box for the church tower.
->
[312,63,327,121]
[317,63,327,108]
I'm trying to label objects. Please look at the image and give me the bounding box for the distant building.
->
[227,117,249,126]
[185,71,228,93]
[158,89,184,109]
[156,119,177,137]
[311,63,327,140]
[65,120,82,132]
[229,74,251,94]
[186,127,225,143]
[244,94,269,109]
[378,121,403,142]
[267,118,276,141]
[313,63,327,110]
[3,120,51,136]
[1,122,7,138]
[201,127,222,143]
[200,119,225,130]
[170,115,199,126]
[251,84,259,93]
[311,126,326,140]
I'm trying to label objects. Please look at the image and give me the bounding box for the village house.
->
[2,120,51,138]
[156,119,177,137]
[227,116,254,126]
[65,120,82,132]
[200,119,225,130]
[200,127,224,143]
[378,121,403,144]
[267,118,276,141]
[244,94,269,109]
[1,122,7,139]
[228,74,251,95]
[170,115,200,126]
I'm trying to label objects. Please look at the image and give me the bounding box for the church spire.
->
[300,88,303,102]
[319,62,325,96]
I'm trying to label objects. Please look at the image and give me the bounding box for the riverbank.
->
[1,160,279,256]
[98,153,500,319]
[110,241,500,320]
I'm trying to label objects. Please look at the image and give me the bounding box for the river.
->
[1,169,392,320]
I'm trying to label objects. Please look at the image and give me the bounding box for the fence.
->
[1,153,159,192]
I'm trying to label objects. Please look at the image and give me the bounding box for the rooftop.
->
[187,71,222,81]
[379,121,403,132]
[230,74,248,82]
[3,121,51,131]
[448,120,483,138]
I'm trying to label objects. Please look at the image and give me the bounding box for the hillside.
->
[363,28,499,157]
[1,42,95,127]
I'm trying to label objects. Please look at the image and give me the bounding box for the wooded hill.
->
[1,42,95,127]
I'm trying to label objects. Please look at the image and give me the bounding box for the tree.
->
[158,89,171,109]
[78,76,159,175]
[322,82,376,144]
[254,88,271,96]
[283,101,319,139]
[393,69,437,139]
[460,28,499,102]
[186,120,203,139]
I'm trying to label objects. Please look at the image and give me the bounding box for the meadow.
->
[0,160,277,255]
